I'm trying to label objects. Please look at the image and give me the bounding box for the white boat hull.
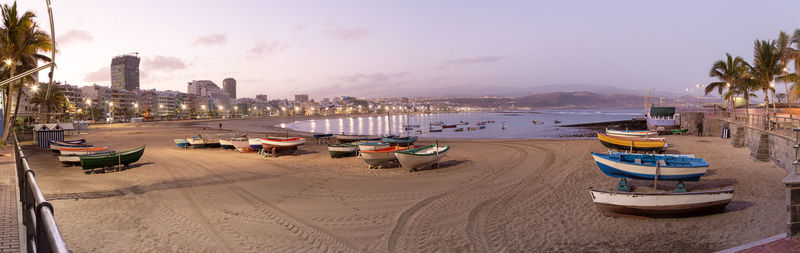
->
[358,143,390,151]
[395,146,449,170]
[589,188,733,218]
[59,148,110,156]
[591,153,707,180]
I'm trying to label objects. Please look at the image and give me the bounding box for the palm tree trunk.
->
[1,66,16,142]
[746,91,751,126]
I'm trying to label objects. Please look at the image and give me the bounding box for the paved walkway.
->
[737,236,800,252]
[0,148,21,253]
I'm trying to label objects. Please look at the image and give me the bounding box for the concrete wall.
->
[680,112,705,135]
[715,118,795,173]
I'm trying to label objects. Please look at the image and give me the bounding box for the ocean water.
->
[282,108,645,139]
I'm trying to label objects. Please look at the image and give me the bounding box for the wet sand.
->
[25,117,788,252]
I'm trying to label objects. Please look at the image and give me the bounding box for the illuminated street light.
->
[133,103,139,108]
[30,84,38,93]
[4,58,12,66]
[201,105,206,110]
[181,104,186,110]
[85,99,91,105]
[159,104,164,108]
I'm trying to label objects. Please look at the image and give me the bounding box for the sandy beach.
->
[25,117,787,252]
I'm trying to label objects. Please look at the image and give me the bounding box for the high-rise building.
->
[295,94,309,102]
[256,94,269,103]
[187,80,219,95]
[223,78,236,99]
[110,54,140,91]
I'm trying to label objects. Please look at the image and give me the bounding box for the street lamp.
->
[30,84,38,93]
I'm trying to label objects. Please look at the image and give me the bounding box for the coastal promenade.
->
[0,148,22,252]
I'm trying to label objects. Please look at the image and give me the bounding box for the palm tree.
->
[707,53,749,111]
[29,83,64,122]
[749,39,784,115]
[776,31,795,118]
[0,2,53,142]
[779,29,800,119]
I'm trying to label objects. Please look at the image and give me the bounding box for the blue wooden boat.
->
[173,138,190,148]
[381,136,417,147]
[590,152,708,181]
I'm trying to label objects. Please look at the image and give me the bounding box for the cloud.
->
[295,22,309,31]
[324,27,369,40]
[248,41,288,58]
[58,30,93,45]
[84,67,109,82]
[441,56,503,67]
[331,72,410,83]
[143,56,187,71]
[194,33,227,45]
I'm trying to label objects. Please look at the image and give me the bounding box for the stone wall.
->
[680,112,706,135]
[714,118,795,173]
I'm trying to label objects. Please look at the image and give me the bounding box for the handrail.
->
[13,131,69,253]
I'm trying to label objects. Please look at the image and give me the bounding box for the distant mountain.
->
[513,91,646,108]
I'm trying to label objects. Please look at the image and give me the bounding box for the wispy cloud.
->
[441,56,503,67]
[324,27,369,40]
[58,30,93,45]
[144,56,188,71]
[248,41,288,58]
[194,33,227,45]
[331,72,409,83]
[84,67,109,82]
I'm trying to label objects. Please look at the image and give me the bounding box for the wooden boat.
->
[479,125,486,129]
[487,120,496,123]
[50,142,92,153]
[48,139,86,145]
[608,150,694,158]
[231,137,255,152]
[403,124,420,128]
[596,133,667,152]
[186,136,219,148]
[60,147,110,156]
[313,133,333,139]
[361,146,410,169]
[672,129,688,134]
[454,128,464,132]
[261,137,306,151]
[590,152,708,181]
[219,139,236,150]
[335,134,380,143]
[415,130,423,134]
[468,127,478,131]
[554,120,562,124]
[395,145,450,170]
[429,129,443,132]
[589,188,734,218]
[358,142,390,152]
[173,138,190,148]
[59,150,114,165]
[248,138,263,150]
[328,142,359,158]
[442,124,457,128]
[80,145,146,172]
[606,128,658,138]
[381,136,417,147]
[457,121,469,125]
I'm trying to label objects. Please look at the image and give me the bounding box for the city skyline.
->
[20,0,800,100]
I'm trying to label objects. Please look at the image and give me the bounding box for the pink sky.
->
[18,0,800,99]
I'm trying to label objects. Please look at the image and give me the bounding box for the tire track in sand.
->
[387,142,528,253]
[465,142,556,252]
[169,152,364,252]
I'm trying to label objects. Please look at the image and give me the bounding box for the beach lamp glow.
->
[181,104,186,110]
[30,84,38,93]
[159,104,164,108]
[3,58,11,66]
[133,103,139,108]
[218,105,223,111]
[201,105,206,110]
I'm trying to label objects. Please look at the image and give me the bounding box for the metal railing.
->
[714,110,800,136]
[13,132,69,253]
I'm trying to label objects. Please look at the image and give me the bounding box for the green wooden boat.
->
[80,145,146,171]
[672,129,688,134]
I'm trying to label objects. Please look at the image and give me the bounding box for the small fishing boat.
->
[173,138,190,148]
[59,147,110,156]
[588,188,734,218]
[403,124,420,128]
[457,121,469,125]
[454,128,464,132]
[358,142,390,152]
[468,127,478,131]
[606,129,658,138]
[59,150,115,165]
[590,152,708,181]
[328,142,359,158]
[48,139,86,145]
[404,127,414,131]
[232,137,255,152]
[361,146,410,169]
[554,120,562,124]
[596,133,666,152]
[50,142,92,153]
[335,134,381,143]
[249,138,263,150]
[261,137,306,154]
[479,125,486,129]
[501,123,508,130]
[415,130,423,134]
[313,133,333,144]
[487,120,496,123]
[429,129,443,132]
[395,144,451,171]
[608,150,694,158]
[672,129,689,134]
[442,124,457,128]
[382,136,417,147]
[219,139,236,150]
[80,145,146,172]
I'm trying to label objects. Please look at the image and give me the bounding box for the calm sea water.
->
[282,108,645,139]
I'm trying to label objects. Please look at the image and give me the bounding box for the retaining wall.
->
[717,119,795,173]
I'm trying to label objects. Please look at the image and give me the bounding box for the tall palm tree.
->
[749,39,784,115]
[780,29,800,119]
[0,2,53,142]
[776,31,795,118]
[707,53,749,111]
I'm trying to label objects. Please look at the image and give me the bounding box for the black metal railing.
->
[13,132,68,253]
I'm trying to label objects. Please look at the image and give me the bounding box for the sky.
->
[16,0,800,100]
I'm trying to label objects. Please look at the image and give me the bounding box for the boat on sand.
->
[588,188,733,218]
[395,144,450,171]
[361,146,409,169]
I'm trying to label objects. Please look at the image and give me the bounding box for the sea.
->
[282,108,646,139]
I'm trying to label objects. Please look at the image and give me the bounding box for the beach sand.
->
[26,117,787,252]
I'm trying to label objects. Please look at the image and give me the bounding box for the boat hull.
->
[589,188,733,218]
[395,145,450,170]
[59,147,110,156]
[328,145,358,158]
[232,140,255,152]
[219,139,236,149]
[249,138,263,150]
[358,142,390,152]
[173,139,190,148]
[361,146,409,167]
[80,145,146,171]
[591,153,707,181]
[606,129,658,138]
[597,133,666,152]
[261,137,306,150]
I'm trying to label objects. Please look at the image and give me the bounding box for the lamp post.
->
[218,105,224,118]
[180,104,187,120]
[133,102,139,118]
[85,99,94,122]
[108,101,114,124]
